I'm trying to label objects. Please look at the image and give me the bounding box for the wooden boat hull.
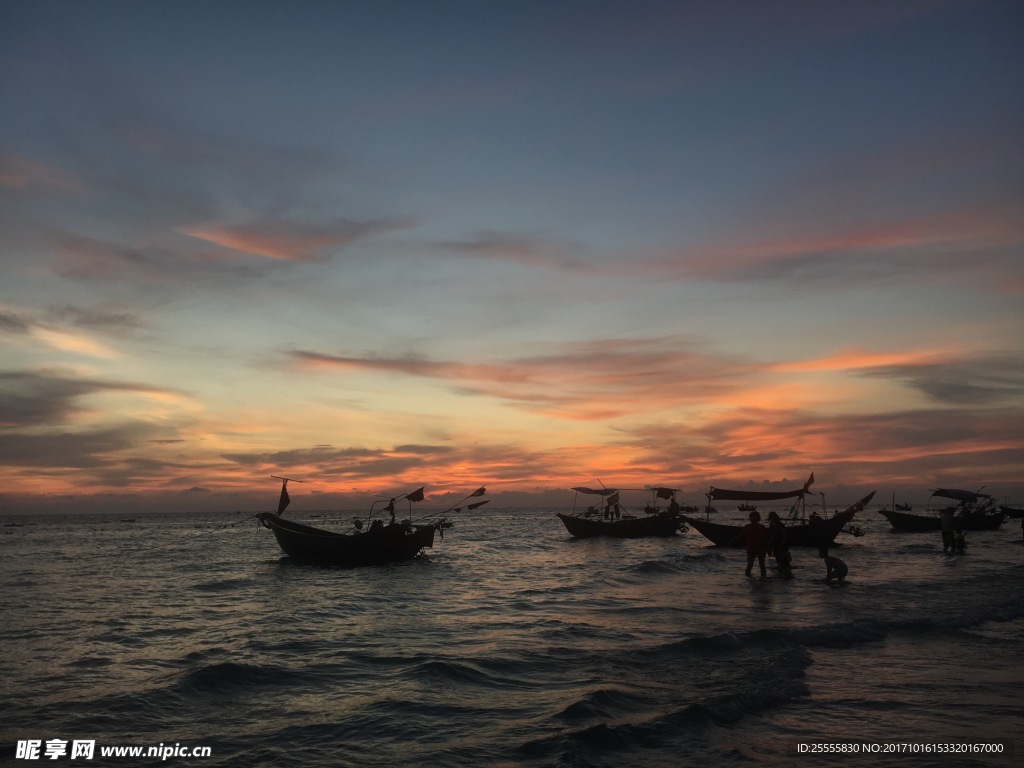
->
[258,513,436,565]
[879,509,1006,532]
[682,510,856,548]
[557,512,682,539]
[1000,505,1024,519]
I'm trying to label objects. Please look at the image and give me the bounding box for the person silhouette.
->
[819,546,847,585]
[730,510,768,578]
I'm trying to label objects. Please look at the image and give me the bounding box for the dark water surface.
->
[2,509,1021,766]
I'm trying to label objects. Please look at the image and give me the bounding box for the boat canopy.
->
[706,473,815,502]
[930,488,992,503]
[571,486,619,496]
[707,487,807,501]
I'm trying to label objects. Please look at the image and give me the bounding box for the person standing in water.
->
[767,511,793,580]
[940,506,955,554]
[730,510,768,578]
[953,522,967,554]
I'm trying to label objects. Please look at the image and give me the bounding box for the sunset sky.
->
[2,1,1022,513]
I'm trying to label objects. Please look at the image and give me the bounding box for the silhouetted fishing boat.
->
[879,488,1005,532]
[683,474,874,547]
[258,478,486,565]
[557,486,685,538]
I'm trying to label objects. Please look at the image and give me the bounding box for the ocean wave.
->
[173,660,320,694]
[556,685,645,722]
[404,658,537,690]
[190,577,257,592]
[626,559,681,575]
[523,668,810,765]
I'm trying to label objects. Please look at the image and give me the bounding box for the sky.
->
[1,0,1023,514]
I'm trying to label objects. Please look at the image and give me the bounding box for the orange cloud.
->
[181,225,343,261]
[771,347,960,373]
[180,218,412,261]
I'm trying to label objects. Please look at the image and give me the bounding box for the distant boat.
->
[557,486,685,538]
[258,478,486,565]
[878,488,1005,532]
[738,502,757,512]
[895,502,912,511]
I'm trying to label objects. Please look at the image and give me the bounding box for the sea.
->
[2,505,1021,767]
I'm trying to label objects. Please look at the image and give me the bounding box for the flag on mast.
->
[405,487,425,503]
[277,481,291,515]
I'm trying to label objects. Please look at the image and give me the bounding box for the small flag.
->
[277,482,291,515]
[805,472,815,490]
[470,486,486,497]
[405,487,425,503]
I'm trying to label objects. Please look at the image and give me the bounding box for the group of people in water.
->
[732,509,847,585]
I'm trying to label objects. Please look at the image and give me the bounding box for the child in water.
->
[818,546,848,586]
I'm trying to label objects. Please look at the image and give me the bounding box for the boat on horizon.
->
[557,486,685,538]
[879,488,1006,532]
[683,474,874,547]
[258,478,486,565]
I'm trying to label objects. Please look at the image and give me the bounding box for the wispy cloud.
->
[0,151,79,192]
[29,327,119,359]
[181,217,414,262]
[1,307,124,359]
[771,347,960,373]
[0,370,189,429]
[858,354,1024,406]
[433,230,585,271]
[291,337,753,420]
[51,232,265,284]
[644,206,1024,284]
[621,403,1024,492]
